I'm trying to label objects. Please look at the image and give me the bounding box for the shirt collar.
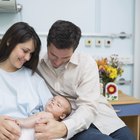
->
[69,52,78,66]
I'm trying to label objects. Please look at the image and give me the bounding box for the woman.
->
[0,22,52,140]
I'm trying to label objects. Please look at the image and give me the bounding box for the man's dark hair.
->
[47,20,81,51]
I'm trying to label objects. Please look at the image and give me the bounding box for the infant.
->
[17,95,72,128]
[7,95,72,140]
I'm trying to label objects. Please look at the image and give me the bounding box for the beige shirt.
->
[38,52,125,139]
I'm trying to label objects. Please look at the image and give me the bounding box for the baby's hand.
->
[15,119,21,126]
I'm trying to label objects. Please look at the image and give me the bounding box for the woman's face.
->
[5,39,35,72]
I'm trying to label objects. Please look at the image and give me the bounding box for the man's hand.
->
[35,118,67,140]
[0,116,21,140]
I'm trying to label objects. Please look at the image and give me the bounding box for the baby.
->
[17,95,72,128]
[7,95,72,140]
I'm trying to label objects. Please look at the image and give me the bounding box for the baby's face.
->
[45,95,69,120]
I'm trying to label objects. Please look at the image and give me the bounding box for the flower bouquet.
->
[96,54,124,100]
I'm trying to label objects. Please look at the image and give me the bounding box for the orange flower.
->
[96,58,107,66]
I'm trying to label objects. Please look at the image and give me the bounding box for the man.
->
[36,20,136,140]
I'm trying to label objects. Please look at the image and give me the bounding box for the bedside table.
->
[109,91,140,140]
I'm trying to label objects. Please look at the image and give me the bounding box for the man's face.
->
[47,43,73,68]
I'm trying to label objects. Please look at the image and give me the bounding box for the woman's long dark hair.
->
[0,22,41,74]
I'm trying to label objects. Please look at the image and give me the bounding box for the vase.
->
[104,82,118,101]
[100,82,107,96]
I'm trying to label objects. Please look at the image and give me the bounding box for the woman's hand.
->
[0,116,21,140]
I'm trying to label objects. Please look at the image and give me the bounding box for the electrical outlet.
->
[85,39,92,46]
[95,39,102,47]
[104,39,112,47]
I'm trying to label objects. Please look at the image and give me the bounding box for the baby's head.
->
[45,95,72,121]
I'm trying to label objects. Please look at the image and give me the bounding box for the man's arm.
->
[35,119,67,140]
[63,57,100,138]
[0,116,21,140]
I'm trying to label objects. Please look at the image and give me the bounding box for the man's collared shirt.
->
[38,52,125,139]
